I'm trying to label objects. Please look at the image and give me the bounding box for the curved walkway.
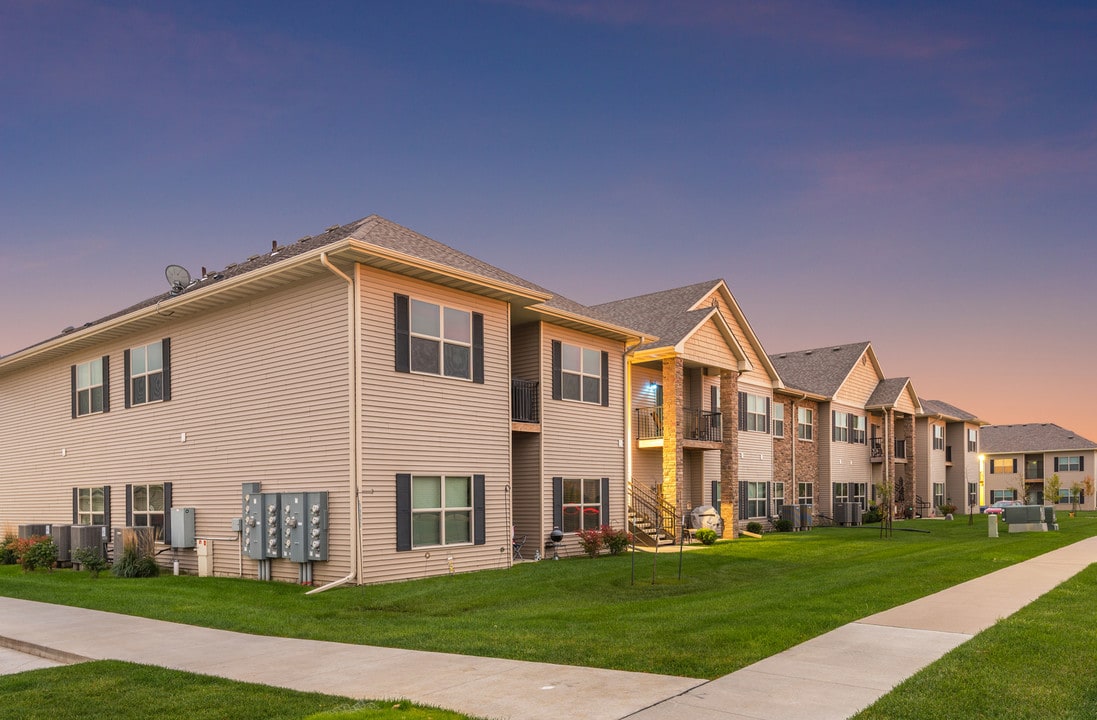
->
[1,536,1094,720]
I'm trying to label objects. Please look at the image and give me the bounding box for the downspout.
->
[309,252,363,595]
[622,336,646,516]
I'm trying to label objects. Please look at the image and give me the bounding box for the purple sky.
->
[2,1,1096,442]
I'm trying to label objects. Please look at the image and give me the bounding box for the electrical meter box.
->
[306,492,329,562]
[170,507,196,548]
[241,483,280,559]
[280,492,306,562]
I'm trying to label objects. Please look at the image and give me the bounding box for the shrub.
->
[72,546,111,578]
[11,535,58,572]
[774,519,793,532]
[939,503,957,517]
[695,528,717,545]
[574,528,604,558]
[112,529,160,578]
[0,529,17,565]
[745,521,763,535]
[863,506,883,524]
[601,526,632,555]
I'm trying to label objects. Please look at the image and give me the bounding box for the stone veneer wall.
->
[719,369,740,537]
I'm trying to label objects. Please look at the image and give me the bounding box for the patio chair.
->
[512,534,526,560]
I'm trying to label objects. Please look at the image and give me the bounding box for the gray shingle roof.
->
[767,342,871,397]
[980,424,1097,453]
[920,399,982,423]
[12,215,626,355]
[590,280,723,350]
[866,377,913,408]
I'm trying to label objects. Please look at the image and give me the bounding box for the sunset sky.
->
[2,1,1095,440]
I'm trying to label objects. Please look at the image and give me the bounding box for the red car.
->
[984,500,1022,515]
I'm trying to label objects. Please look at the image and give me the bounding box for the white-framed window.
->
[833,482,850,504]
[76,486,106,525]
[932,424,945,451]
[411,475,472,547]
[1056,456,1082,472]
[410,299,473,380]
[990,489,1016,503]
[967,429,978,453]
[746,481,767,517]
[932,482,945,509]
[129,342,165,405]
[851,482,867,510]
[772,402,785,438]
[773,482,785,515]
[560,343,602,404]
[131,484,165,530]
[832,411,849,443]
[744,393,769,433]
[75,358,105,416]
[561,478,602,531]
[797,481,813,507]
[850,415,866,444]
[797,408,813,441]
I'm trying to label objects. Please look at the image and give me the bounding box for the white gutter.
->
[309,253,363,595]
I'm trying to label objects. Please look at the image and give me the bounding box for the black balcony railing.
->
[633,406,722,443]
[871,440,884,459]
[511,379,539,423]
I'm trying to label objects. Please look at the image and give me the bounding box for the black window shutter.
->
[764,397,771,434]
[123,349,132,408]
[1081,456,1085,472]
[1012,459,1018,473]
[766,482,772,517]
[832,411,838,441]
[395,474,412,551]
[989,460,995,474]
[552,476,563,530]
[72,487,78,524]
[1054,457,1060,473]
[101,356,110,413]
[472,313,485,384]
[125,484,133,526]
[600,477,610,525]
[394,295,410,373]
[710,386,718,413]
[70,365,77,419]
[738,481,748,520]
[600,351,609,407]
[161,338,172,402]
[103,486,111,533]
[738,392,747,431]
[551,341,562,401]
[848,413,855,444]
[162,482,173,544]
[711,481,720,513]
[473,474,486,545]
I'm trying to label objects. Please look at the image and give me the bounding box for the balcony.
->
[511,378,539,430]
[946,446,953,465]
[870,440,884,462]
[895,439,907,461]
[634,406,722,447]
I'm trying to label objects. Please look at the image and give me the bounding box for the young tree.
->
[1045,474,1061,506]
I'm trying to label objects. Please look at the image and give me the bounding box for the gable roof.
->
[980,424,1097,453]
[0,215,642,374]
[866,377,921,413]
[920,399,985,424]
[768,342,874,397]
[591,280,722,350]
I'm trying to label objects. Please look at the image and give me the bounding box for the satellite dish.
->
[165,265,192,295]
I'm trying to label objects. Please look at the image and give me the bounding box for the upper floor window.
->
[991,458,1016,474]
[739,392,770,433]
[1055,456,1084,473]
[551,341,609,406]
[933,424,945,451]
[394,295,485,383]
[967,429,978,452]
[772,402,785,438]
[127,341,167,406]
[73,357,108,417]
[850,415,866,444]
[832,411,849,443]
[797,408,813,441]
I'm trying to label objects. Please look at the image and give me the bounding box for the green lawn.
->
[853,563,1097,720]
[2,514,1094,680]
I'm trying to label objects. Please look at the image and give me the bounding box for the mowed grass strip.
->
[853,563,1097,720]
[2,514,1094,679]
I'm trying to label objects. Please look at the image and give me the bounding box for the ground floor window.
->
[412,475,472,547]
[797,482,813,507]
[75,486,107,525]
[561,478,602,532]
[851,483,867,510]
[932,482,945,511]
[772,482,785,516]
[990,489,1017,503]
[833,482,849,505]
[130,484,166,531]
[746,481,767,518]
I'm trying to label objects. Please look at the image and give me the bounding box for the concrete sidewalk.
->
[1,535,1094,720]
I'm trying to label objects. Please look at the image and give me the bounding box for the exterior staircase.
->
[628,480,678,546]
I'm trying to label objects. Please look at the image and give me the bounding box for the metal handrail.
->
[628,479,677,543]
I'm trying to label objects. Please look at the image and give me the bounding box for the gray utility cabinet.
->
[170,507,196,548]
[241,483,328,562]
[779,504,802,529]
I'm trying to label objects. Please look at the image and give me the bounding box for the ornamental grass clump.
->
[111,529,160,578]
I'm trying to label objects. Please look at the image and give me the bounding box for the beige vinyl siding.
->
[511,322,540,387]
[358,266,512,584]
[704,291,773,388]
[894,386,919,414]
[0,274,353,583]
[510,321,543,546]
[944,422,973,509]
[541,324,626,552]
[834,351,881,406]
[827,403,872,499]
[680,319,739,370]
[916,420,947,505]
[630,365,664,491]
[737,383,773,486]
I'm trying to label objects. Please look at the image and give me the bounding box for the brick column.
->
[719,369,739,537]
[661,358,684,514]
[885,410,897,516]
[902,414,916,512]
